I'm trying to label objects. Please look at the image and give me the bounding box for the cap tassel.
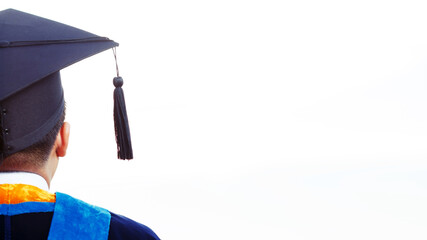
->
[113,48,133,160]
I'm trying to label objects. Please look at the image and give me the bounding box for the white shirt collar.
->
[0,172,49,191]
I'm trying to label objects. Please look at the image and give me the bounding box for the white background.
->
[4,1,427,239]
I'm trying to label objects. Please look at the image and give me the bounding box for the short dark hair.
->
[3,106,66,168]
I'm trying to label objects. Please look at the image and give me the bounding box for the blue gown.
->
[0,184,160,239]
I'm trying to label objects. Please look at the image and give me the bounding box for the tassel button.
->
[113,77,123,88]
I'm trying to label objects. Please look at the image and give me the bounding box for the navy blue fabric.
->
[109,212,160,240]
[0,210,160,239]
[4,215,10,240]
[10,212,53,240]
[0,213,54,240]
[0,9,118,101]
[0,72,64,157]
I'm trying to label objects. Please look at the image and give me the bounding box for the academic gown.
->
[0,173,160,240]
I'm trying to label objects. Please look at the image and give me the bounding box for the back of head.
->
[1,105,66,170]
[0,71,65,167]
[0,8,132,164]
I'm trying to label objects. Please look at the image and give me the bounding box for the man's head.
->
[1,107,67,168]
[0,106,70,184]
[0,9,131,168]
[0,71,66,163]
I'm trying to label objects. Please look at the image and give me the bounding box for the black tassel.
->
[113,76,133,160]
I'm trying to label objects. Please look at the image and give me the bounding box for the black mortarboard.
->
[0,9,133,162]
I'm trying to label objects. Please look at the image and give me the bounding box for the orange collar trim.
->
[0,184,55,204]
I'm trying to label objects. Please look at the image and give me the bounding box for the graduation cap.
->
[0,9,133,162]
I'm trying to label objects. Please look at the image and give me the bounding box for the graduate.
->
[0,9,160,239]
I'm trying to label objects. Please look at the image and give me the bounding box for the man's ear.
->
[55,122,70,157]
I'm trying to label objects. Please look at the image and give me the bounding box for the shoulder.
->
[55,193,160,240]
[108,212,160,240]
